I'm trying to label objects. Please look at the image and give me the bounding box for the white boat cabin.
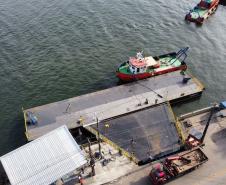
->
[129,52,160,74]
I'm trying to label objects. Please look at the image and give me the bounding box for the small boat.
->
[185,0,219,24]
[116,47,189,82]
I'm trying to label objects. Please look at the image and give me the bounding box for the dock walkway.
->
[24,71,204,141]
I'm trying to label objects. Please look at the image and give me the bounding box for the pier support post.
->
[96,117,102,158]
[88,138,95,176]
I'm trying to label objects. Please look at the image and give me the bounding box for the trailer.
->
[149,147,208,185]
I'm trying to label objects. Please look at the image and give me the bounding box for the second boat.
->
[116,47,189,82]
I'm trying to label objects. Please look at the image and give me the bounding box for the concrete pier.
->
[23,71,204,141]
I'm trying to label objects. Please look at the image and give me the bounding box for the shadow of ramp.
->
[220,0,226,6]
[211,128,226,155]
[212,128,226,143]
[130,176,150,185]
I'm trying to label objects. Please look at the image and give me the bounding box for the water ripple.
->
[0,0,226,155]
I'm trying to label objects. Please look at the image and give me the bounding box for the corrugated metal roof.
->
[0,125,87,185]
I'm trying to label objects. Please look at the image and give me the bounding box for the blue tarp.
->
[220,101,226,109]
[204,0,212,3]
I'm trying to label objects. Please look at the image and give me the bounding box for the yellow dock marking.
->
[22,108,29,140]
[167,102,186,144]
[187,70,205,91]
[85,126,139,164]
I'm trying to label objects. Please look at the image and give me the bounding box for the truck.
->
[149,147,208,185]
[149,102,225,184]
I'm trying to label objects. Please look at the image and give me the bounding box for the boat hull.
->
[116,65,187,82]
[185,0,219,24]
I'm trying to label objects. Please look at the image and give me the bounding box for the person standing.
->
[78,174,85,185]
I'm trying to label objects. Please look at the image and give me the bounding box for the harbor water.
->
[0,0,226,155]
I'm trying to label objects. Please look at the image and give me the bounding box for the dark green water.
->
[0,0,226,156]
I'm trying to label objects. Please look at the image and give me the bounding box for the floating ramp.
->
[86,103,182,164]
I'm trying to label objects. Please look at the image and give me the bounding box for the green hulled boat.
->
[185,0,219,24]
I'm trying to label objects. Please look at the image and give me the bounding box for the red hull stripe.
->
[117,65,187,81]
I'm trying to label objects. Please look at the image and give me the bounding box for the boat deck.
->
[119,55,181,74]
[24,71,204,141]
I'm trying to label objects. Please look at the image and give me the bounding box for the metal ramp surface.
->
[87,103,181,163]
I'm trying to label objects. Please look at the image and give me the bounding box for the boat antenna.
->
[136,51,144,61]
